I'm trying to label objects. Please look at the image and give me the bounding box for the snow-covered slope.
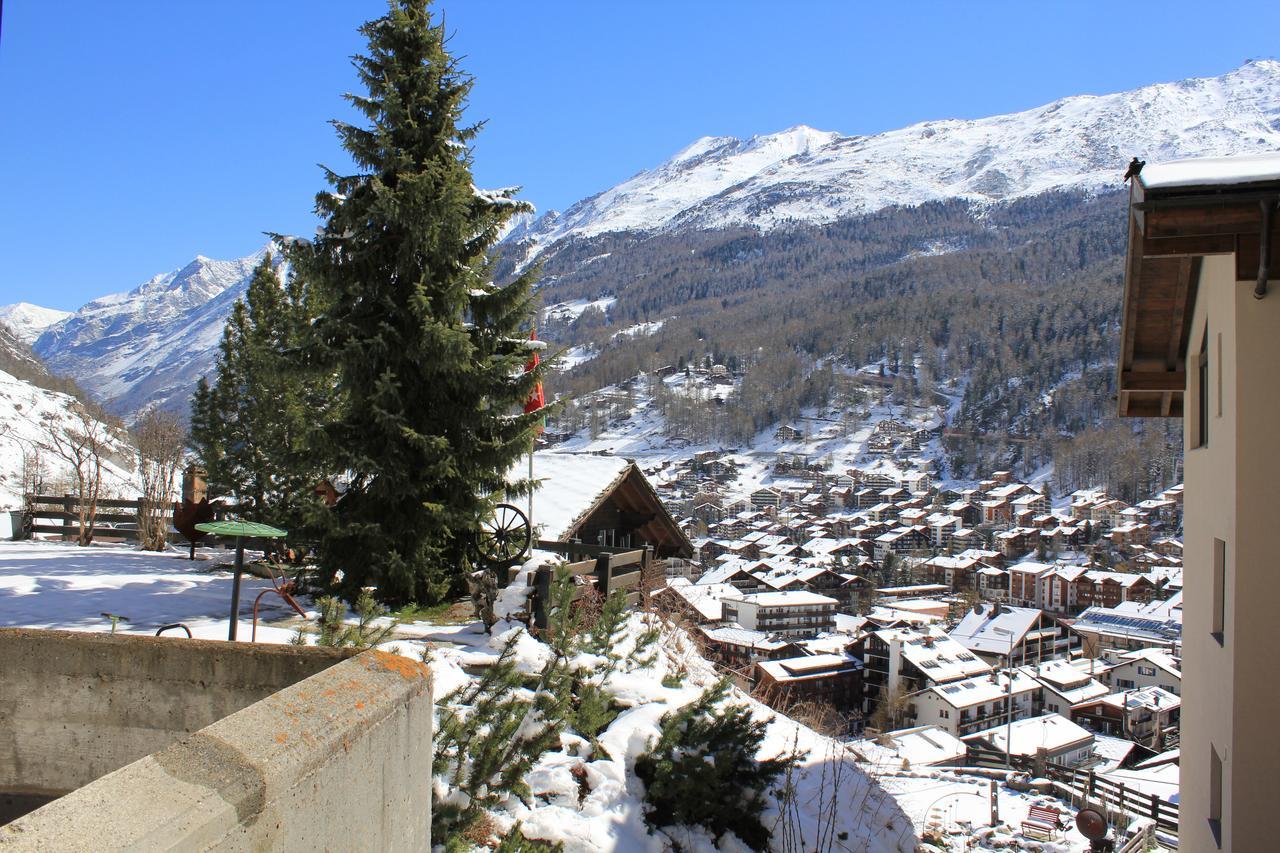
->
[0,367,138,510]
[0,303,73,346]
[33,245,281,417]
[509,60,1280,264]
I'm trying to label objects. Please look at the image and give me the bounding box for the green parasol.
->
[196,521,288,641]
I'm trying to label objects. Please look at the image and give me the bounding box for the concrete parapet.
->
[0,630,433,850]
[0,628,355,795]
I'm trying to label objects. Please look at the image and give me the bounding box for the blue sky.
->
[2,1,1277,311]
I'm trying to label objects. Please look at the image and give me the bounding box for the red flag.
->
[523,330,545,426]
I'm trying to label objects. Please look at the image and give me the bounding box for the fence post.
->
[533,566,552,632]
[1149,793,1160,821]
[595,553,612,598]
[1087,769,1096,800]
[62,493,74,542]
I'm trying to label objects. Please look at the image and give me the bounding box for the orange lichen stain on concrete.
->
[365,650,431,681]
[354,701,365,710]
[275,733,289,744]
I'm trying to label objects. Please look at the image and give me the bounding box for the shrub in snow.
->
[313,588,398,649]
[635,678,797,849]
[433,565,658,840]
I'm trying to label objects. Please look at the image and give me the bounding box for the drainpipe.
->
[1257,198,1275,300]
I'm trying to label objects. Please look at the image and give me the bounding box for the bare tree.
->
[133,409,186,551]
[21,444,48,498]
[40,404,112,546]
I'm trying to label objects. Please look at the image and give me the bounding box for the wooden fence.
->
[23,494,167,543]
[521,542,653,630]
[1046,762,1179,836]
[961,746,1178,839]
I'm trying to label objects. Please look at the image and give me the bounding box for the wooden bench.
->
[1022,804,1064,840]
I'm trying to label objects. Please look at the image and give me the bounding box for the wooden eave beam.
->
[1120,371,1186,392]
[1140,234,1236,258]
[1141,203,1264,239]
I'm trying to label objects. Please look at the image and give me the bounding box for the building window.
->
[1138,665,1156,677]
[1212,538,1226,645]
[1116,678,1135,689]
[1209,745,1223,847]
[1194,325,1209,448]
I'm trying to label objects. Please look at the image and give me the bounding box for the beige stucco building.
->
[1118,152,1280,850]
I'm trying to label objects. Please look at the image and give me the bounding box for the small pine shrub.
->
[434,566,660,841]
[314,588,398,649]
[635,678,797,849]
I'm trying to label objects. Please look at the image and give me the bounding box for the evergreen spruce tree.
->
[297,0,543,605]
[635,678,797,848]
[188,253,330,537]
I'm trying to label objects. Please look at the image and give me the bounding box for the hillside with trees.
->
[505,189,1179,491]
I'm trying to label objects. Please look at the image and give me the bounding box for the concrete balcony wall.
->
[0,628,432,850]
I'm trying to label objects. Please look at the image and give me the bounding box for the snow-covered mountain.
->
[22,61,1280,421]
[33,245,282,418]
[506,60,1280,266]
[0,325,138,509]
[0,303,73,346]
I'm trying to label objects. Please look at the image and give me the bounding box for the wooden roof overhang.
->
[1118,175,1280,418]
[565,464,695,559]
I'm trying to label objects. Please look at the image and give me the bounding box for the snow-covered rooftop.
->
[757,652,862,682]
[851,725,968,768]
[701,624,792,650]
[926,671,1040,708]
[949,603,1043,655]
[518,452,632,540]
[1141,151,1280,190]
[963,713,1094,757]
[724,590,839,608]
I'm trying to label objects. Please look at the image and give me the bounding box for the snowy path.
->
[0,540,305,640]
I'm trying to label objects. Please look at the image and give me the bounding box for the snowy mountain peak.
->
[0,303,73,346]
[33,243,285,417]
[507,61,1280,266]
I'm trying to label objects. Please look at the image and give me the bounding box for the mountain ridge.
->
[15,61,1280,422]
[505,60,1280,268]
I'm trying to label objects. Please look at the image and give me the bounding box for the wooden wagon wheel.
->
[475,503,532,567]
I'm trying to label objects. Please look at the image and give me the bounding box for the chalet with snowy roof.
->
[721,590,839,638]
[912,671,1040,737]
[1022,659,1110,716]
[861,627,993,716]
[749,487,783,510]
[872,525,929,561]
[994,526,1040,559]
[652,578,738,624]
[698,625,803,669]
[918,553,984,590]
[1106,648,1182,696]
[976,566,1009,601]
[755,653,863,725]
[695,562,766,592]
[962,713,1095,768]
[1072,595,1182,657]
[773,424,802,442]
[949,603,1078,667]
[851,725,968,769]
[523,453,693,558]
[1010,491,1049,516]
[1073,687,1180,748]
